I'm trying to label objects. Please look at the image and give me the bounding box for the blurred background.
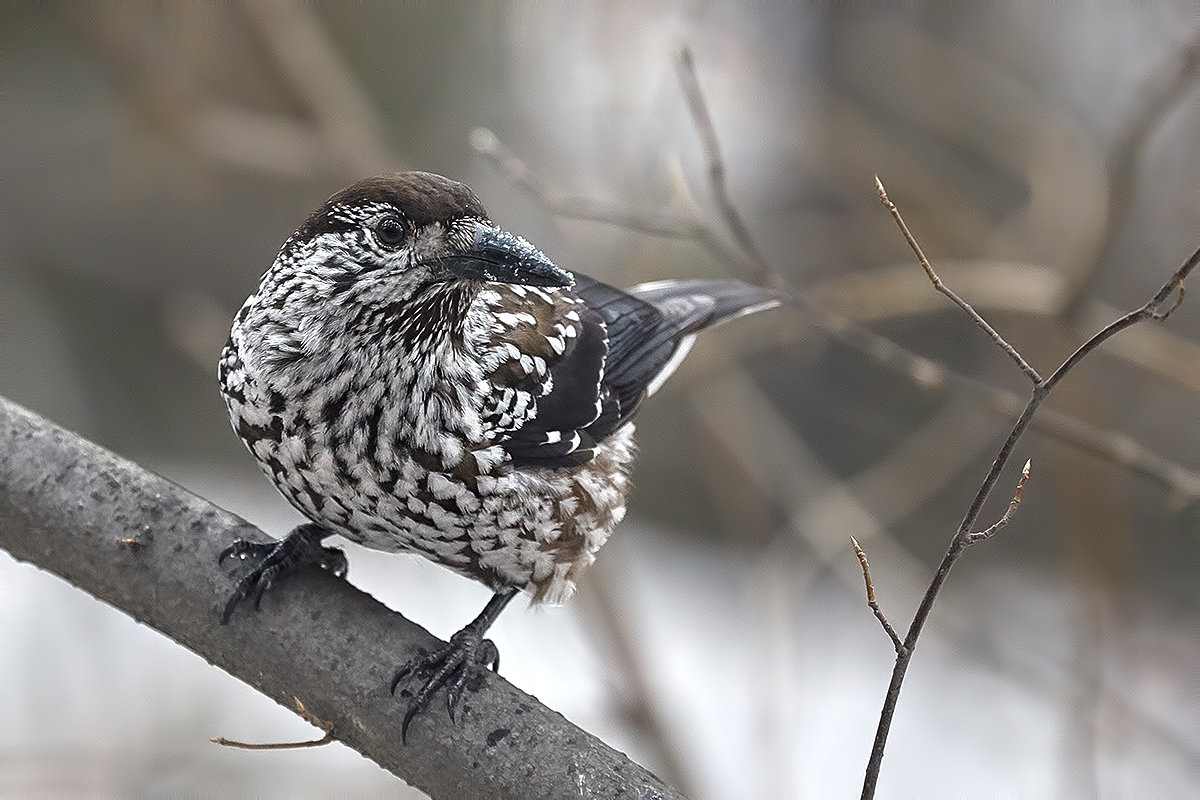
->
[2,2,1199,797]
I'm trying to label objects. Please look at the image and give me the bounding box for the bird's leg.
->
[390,587,518,742]
[218,522,347,624]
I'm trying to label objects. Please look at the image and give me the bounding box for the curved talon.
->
[388,588,517,743]
[401,704,422,745]
[218,523,344,624]
[221,592,245,625]
[392,633,501,742]
[221,557,280,624]
[389,651,425,695]
[445,681,463,722]
[250,577,272,611]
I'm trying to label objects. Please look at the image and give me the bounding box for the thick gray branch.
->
[0,395,681,800]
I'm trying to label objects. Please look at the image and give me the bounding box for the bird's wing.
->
[483,281,610,468]
[476,284,599,466]
[492,275,778,469]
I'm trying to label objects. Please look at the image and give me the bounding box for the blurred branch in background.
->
[0,396,682,800]
[237,0,396,177]
[64,1,397,179]
[1061,28,1200,315]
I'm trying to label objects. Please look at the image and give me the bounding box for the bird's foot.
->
[218,522,346,623]
[390,624,501,743]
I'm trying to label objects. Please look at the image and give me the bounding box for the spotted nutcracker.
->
[218,171,779,737]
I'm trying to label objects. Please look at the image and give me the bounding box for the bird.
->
[217,171,779,738]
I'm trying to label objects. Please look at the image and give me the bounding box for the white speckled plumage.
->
[220,171,776,606]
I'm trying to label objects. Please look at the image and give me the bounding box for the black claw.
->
[389,652,424,696]
[389,588,518,743]
[401,704,421,745]
[250,578,270,611]
[221,594,241,626]
[218,523,344,624]
[390,630,500,741]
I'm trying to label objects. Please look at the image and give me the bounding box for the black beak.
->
[436,223,574,288]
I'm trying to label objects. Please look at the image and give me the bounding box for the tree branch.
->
[966,459,1031,543]
[859,224,1196,798]
[0,395,682,800]
[850,536,902,652]
[676,46,777,287]
[876,176,1043,384]
[212,696,336,749]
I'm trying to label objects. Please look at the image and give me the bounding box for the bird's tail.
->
[620,279,779,397]
[626,278,781,334]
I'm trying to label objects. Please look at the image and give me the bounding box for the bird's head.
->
[241,171,573,382]
[270,171,573,310]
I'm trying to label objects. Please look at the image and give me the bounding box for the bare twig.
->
[213,696,335,750]
[967,459,1031,543]
[1150,282,1186,319]
[876,176,1043,384]
[860,227,1196,798]
[676,47,779,288]
[851,537,902,652]
[1060,30,1200,315]
[1041,255,1189,396]
[470,127,752,271]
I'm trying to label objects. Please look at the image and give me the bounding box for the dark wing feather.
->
[583,276,778,433]
[500,275,778,468]
[570,275,669,417]
[499,301,609,467]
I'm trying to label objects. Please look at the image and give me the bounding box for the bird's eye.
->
[375,215,406,248]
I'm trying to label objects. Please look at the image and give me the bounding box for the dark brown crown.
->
[296,172,489,240]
